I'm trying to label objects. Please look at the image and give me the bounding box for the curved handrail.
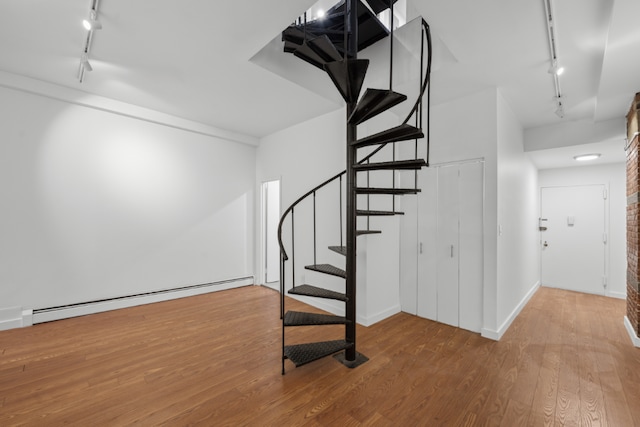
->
[276,143,387,261]
[277,18,432,262]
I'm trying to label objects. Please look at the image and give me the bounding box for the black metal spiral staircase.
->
[278,0,432,374]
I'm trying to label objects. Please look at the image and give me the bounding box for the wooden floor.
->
[1,286,639,426]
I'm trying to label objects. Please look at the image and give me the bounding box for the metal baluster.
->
[392,142,396,212]
[313,191,317,266]
[340,175,343,249]
[389,0,394,91]
[367,159,370,230]
[291,207,295,289]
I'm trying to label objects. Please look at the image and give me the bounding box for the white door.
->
[263,180,280,284]
[540,185,606,295]
[435,165,460,327]
[401,160,483,332]
[457,162,483,331]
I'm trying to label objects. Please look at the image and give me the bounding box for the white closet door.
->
[458,162,483,332]
[436,165,460,327]
[416,166,438,320]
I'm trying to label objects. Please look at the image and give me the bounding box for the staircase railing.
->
[277,18,432,319]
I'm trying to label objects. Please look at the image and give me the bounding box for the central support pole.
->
[340,0,367,367]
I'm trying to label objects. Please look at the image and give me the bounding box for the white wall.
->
[398,88,541,339]
[0,86,256,326]
[495,91,540,336]
[538,162,626,298]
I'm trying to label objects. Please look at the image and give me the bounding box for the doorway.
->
[540,185,607,295]
[261,179,281,286]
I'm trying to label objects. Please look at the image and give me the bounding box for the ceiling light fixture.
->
[317,9,325,19]
[77,0,101,83]
[573,153,601,162]
[543,0,565,119]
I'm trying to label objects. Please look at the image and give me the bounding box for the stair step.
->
[288,284,347,301]
[305,263,346,278]
[365,0,400,14]
[349,89,407,125]
[324,59,369,103]
[355,187,421,195]
[354,159,427,171]
[284,340,353,367]
[352,124,424,148]
[293,41,327,70]
[357,209,404,216]
[308,35,343,63]
[329,0,389,51]
[284,311,349,326]
[328,245,347,256]
[357,230,382,235]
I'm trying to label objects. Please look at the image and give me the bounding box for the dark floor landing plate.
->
[333,351,369,368]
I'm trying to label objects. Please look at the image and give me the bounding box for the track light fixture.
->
[554,95,564,118]
[81,54,93,72]
[77,0,101,83]
[543,0,565,119]
[83,11,102,31]
[548,60,564,76]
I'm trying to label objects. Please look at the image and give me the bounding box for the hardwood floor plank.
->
[0,286,637,425]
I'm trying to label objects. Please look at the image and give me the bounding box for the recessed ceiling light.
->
[317,9,325,18]
[573,154,601,162]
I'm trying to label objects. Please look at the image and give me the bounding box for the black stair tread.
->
[293,41,327,70]
[357,230,382,235]
[355,187,421,195]
[349,89,407,125]
[328,245,347,256]
[282,26,319,45]
[352,124,424,148]
[288,284,347,301]
[365,0,399,14]
[305,263,346,278]
[357,209,405,216]
[282,0,388,56]
[324,59,370,103]
[284,311,349,326]
[284,340,353,367]
[308,35,343,63]
[354,159,427,171]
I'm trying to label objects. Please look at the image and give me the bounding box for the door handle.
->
[450,245,454,258]
[543,241,548,248]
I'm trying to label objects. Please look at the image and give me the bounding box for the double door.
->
[401,160,483,332]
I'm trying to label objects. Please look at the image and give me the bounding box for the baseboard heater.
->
[31,276,254,324]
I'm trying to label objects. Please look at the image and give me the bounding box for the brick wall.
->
[627,131,640,336]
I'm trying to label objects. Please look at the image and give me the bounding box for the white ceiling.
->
[0,0,638,168]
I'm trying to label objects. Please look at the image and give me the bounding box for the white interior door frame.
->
[260,178,281,289]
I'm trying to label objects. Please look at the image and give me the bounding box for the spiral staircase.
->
[278,0,432,374]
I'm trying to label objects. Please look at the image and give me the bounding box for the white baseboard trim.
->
[0,307,25,331]
[357,305,401,327]
[482,281,540,341]
[0,318,23,331]
[32,277,254,325]
[624,316,640,347]
[608,291,626,300]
